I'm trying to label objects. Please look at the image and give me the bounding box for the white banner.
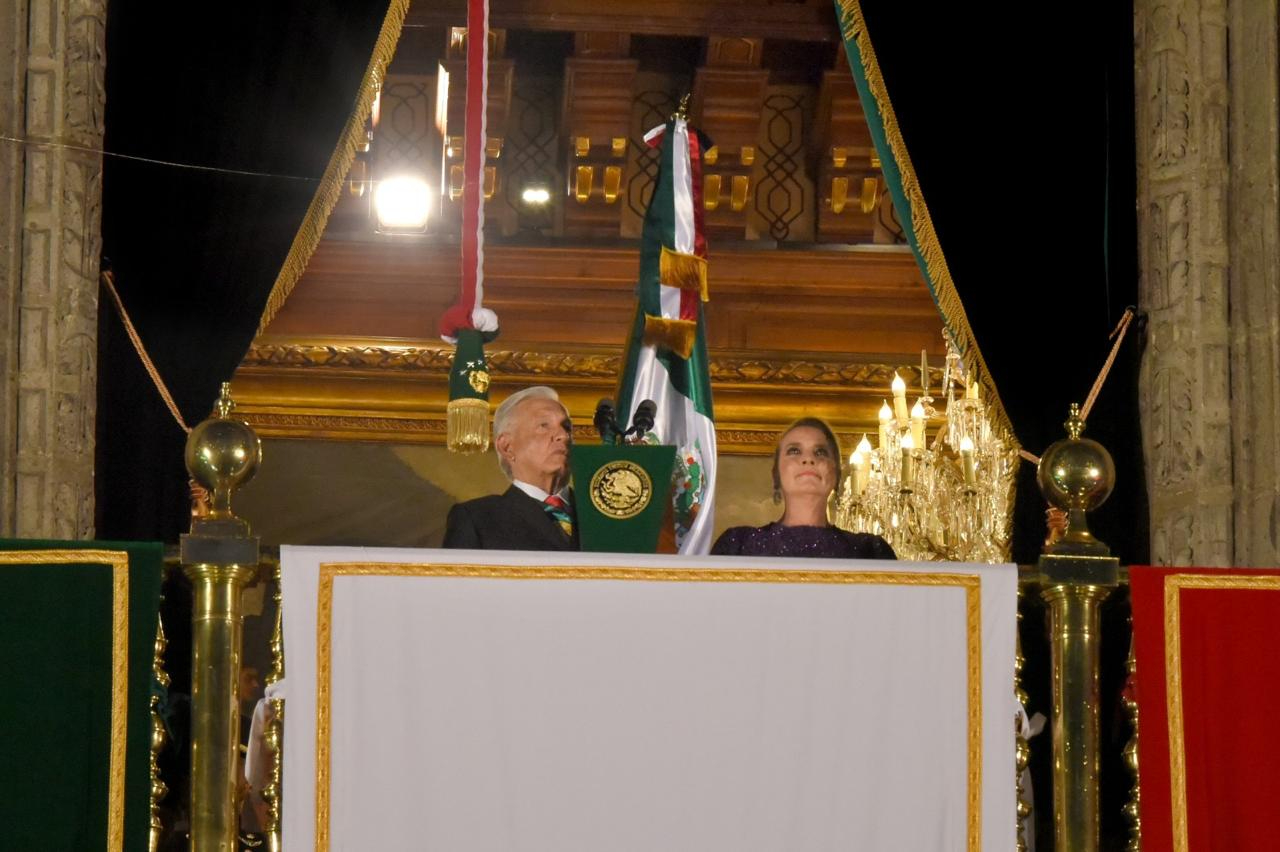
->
[281,546,1016,851]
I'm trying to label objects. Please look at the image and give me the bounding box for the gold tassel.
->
[659,246,710,301]
[642,314,697,360]
[255,0,413,337]
[447,397,490,454]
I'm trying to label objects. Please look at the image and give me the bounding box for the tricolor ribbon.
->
[440,0,498,344]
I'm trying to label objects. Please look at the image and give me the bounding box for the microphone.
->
[631,399,657,438]
[594,398,618,445]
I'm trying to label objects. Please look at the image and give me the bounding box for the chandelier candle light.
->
[834,339,1016,563]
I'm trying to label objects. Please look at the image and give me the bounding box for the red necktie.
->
[542,494,574,538]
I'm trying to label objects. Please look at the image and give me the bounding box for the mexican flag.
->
[616,117,717,554]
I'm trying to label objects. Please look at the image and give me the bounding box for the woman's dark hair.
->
[771,417,843,497]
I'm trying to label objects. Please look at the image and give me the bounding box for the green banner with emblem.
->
[571,444,677,553]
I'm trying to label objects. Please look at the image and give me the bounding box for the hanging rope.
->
[99,269,191,434]
[1018,306,1137,466]
[1081,307,1136,421]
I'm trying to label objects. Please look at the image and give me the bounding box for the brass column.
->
[1014,593,1031,852]
[150,618,170,852]
[1123,630,1142,850]
[1036,404,1119,852]
[263,559,285,852]
[181,384,262,852]
[1040,559,1117,850]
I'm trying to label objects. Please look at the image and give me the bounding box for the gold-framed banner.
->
[278,548,1016,852]
[1162,573,1280,852]
[0,548,131,852]
[1130,566,1280,852]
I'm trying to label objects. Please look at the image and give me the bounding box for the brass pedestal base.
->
[1040,552,1119,852]
[183,519,259,852]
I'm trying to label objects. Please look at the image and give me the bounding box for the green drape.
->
[0,540,163,851]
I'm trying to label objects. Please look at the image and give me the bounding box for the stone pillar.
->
[0,0,104,538]
[1226,0,1280,568]
[1135,0,1233,566]
[0,0,26,534]
[1137,0,1280,566]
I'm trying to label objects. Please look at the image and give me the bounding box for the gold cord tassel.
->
[642,314,698,360]
[447,397,490,453]
[659,246,709,301]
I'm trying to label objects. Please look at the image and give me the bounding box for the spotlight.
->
[521,185,551,206]
[374,176,432,232]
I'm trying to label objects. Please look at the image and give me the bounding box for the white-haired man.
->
[442,386,578,550]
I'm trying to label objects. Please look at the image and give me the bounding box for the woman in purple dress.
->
[711,417,895,559]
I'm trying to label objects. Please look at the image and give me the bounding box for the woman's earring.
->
[772,488,782,505]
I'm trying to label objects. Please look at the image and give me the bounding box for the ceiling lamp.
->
[373,176,432,233]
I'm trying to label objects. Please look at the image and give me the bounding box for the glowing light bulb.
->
[521,186,551,205]
[374,176,432,231]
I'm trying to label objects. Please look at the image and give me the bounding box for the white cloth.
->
[281,546,1017,851]
[244,697,274,791]
[245,680,287,790]
[1016,704,1046,852]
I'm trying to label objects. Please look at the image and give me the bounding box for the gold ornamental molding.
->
[233,336,944,455]
[241,338,939,388]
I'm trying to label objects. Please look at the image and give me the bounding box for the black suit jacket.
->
[442,485,579,551]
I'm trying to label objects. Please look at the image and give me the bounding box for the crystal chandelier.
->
[834,338,1016,563]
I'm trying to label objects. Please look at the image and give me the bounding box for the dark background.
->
[858,5,1142,847]
[858,2,1146,570]
[97,0,389,542]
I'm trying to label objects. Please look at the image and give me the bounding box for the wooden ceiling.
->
[230,0,947,455]
[404,0,841,42]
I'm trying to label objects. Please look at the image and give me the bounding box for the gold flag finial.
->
[672,93,691,121]
[215,381,235,418]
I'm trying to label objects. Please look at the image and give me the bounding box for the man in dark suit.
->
[443,386,578,551]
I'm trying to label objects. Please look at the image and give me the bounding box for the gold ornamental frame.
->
[1163,573,1280,852]
[233,335,951,454]
[0,549,130,852]
[312,561,984,852]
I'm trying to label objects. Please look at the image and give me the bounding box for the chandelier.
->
[834,338,1016,563]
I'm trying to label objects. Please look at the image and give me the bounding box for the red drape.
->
[1130,566,1280,851]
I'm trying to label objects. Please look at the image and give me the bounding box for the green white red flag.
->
[616,117,717,554]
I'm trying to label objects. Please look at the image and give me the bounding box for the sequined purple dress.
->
[710,522,896,560]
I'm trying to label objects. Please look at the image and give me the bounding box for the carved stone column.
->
[1137,0,1280,566]
[0,0,104,537]
[1226,0,1280,567]
[1135,0,1233,565]
[0,1,24,533]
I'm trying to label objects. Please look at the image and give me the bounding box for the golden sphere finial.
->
[184,384,261,522]
[1036,406,1116,556]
